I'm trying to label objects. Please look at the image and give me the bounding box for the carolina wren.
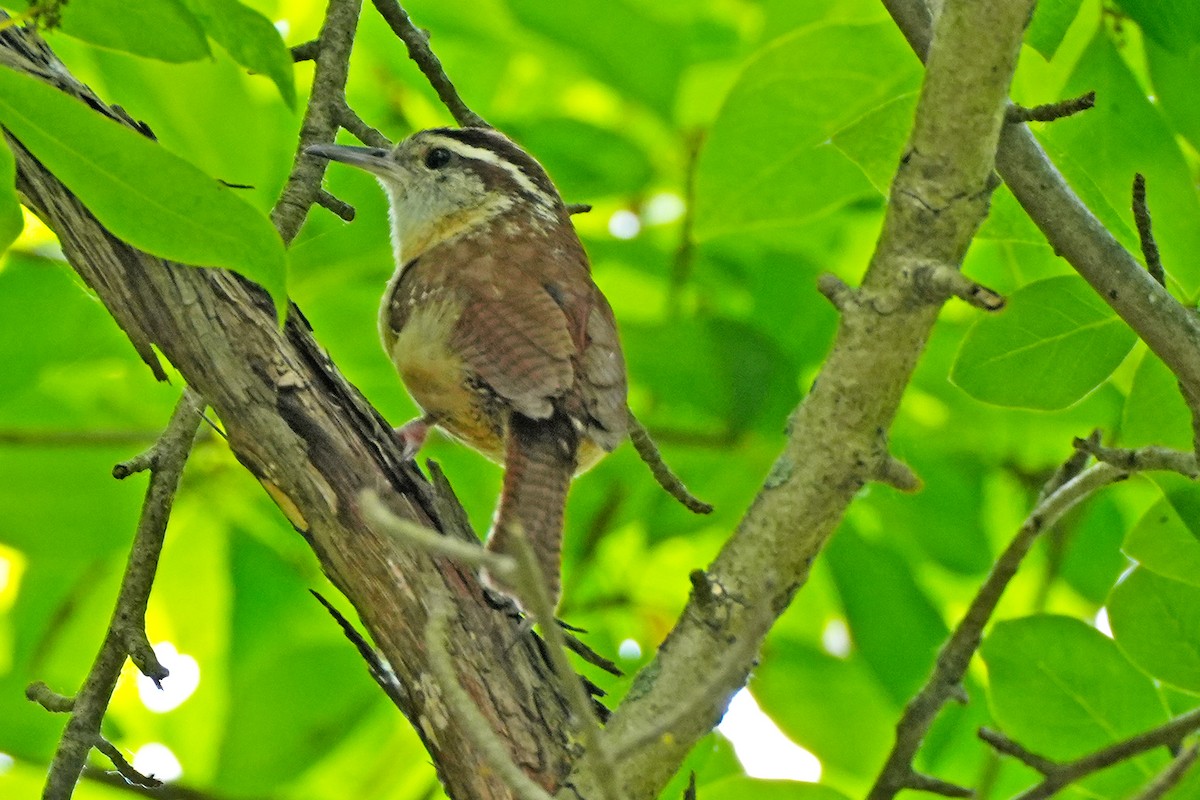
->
[307,128,628,609]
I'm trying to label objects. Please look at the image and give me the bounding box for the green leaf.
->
[831,92,918,195]
[1113,0,1200,52]
[982,616,1168,760]
[700,777,850,800]
[951,275,1136,409]
[1124,496,1200,588]
[179,0,296,107]
[0,137,24,254]
[1147,40,1200,159]
[0,65,287,316]
[1109,567,1200,692]
[1044,29,1200,295]
[58,0,211,63]
[694,22,921,241]
[1026,0,1085,59]
[1121,350,1193,450]
[826,525,948,704]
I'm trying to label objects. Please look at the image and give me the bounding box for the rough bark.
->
[1,25,574,800]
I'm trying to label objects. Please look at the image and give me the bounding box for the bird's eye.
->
[424,147,452,169]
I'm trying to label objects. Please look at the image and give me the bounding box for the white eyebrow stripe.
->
[424,135,558,209]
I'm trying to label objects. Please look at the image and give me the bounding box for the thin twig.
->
[425,601,556,800]
[369,0,488,128]
[1006,91,1096,123]
[94,737,162,789]
[338,104,390,149]
[310,590,407,708]
[316,188,355,221]
[271,0,364,243]
[980,707,1200,800]
[360,490,516,578]
[290,39,319,63]
[1132,174,1165,287]
[1128,745,1200,800]
[866,447,1156,800]
[1071,438,1197,478]
[626,410,713,514]
[34,388,205,800]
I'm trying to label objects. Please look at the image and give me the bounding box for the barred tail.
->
[484,412,577,610]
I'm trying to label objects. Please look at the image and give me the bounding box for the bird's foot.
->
[393,417,431,461]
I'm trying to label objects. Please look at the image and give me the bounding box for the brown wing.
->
[448,236,578,421]
[579,290,628,450]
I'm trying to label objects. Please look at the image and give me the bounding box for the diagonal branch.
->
[570,0,1036,795]
[369,0,488,128]
[868,442,1198,800]
[1,19,579,800]
[884,0,1200,399]
[29,388,205,800]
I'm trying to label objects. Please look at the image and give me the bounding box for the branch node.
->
[566,203,592,215]
[912,262,1005,311]
[876,454,922,492]
[817,273,856,311]
[26,680,75,713]
[316,188,356,221]
[122,628,168,687]
[1006,91,1096,123]
[339,104,391,149]
[291,39,320,63]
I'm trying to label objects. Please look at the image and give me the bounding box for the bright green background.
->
[2,0,1200,798]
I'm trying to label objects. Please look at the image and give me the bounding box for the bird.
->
[307,127,628,611]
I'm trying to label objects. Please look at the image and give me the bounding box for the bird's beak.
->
[305,144,392,175]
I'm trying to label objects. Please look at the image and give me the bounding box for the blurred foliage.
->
[1,0,1200,798]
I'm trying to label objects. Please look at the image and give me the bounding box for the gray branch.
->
[573,0,1036,795]
[33,389,204,800]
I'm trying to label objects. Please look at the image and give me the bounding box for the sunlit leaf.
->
[0,65,288,316]
[1113,0,1200,52]
[0,138,24,255]
[951,276,1136,409]
[982,616,1168,795]
[180,0,297,107]
[694,22,921,241]
[1124,496,1200,588]
[58,0,211,63]
[1026,0,1085,59]
[1109,567,1200,692]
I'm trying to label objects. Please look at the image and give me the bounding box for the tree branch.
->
[271,0,364,243]
[884,0,1200,399]
[867,438,1200,800]
[980,707,1200,800]
[1,19,580,800]
[368,0,488,128]
[30,388,204,800]
[571,0,1036,795]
